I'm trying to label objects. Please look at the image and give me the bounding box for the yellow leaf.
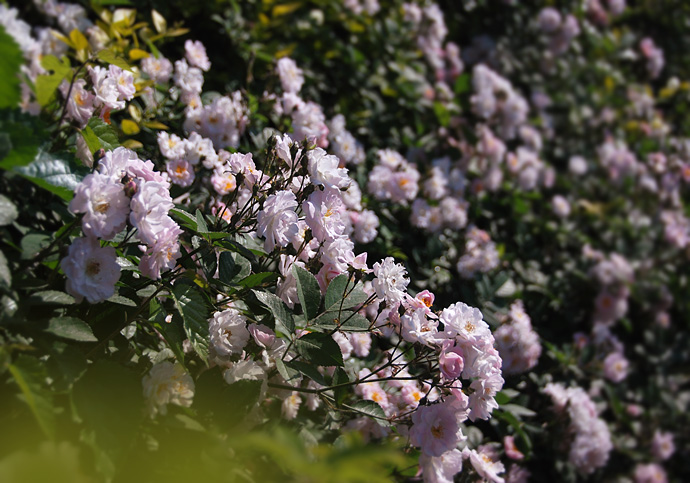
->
[604,76,615,92]
[122,139,143,150]
[272,3,302,17]
[128,48,149,60]
[69,29,89,51]
[142,121,169,130]
[50,30,73,49]
[165,28,190,37]
[151,9,167,34]
[259,13,271,26]
[275,44,296,59]
[121,119,140,135]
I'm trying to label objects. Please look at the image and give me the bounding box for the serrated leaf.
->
[285,360,326,386]
[97,49,132,71]
[346,400,389,426]
[170,207,197,231]
[0,194,18,226]
[238,272,278,288]
[275,358,299,383]
[8,355,56,438]
[218,251,237,284]
[172,282,210,362]
[45,316,97,342]
[311,311,371,331]
[293,265,321,321]
[86,117,120,152]
[15,148,88,201]
[106,294,137,307]
[150,303,185,364]
[324,274,369,312]
[28,290,75,305]
[295,332,343,367]
[0,26,23,109]
[252,290,295,336]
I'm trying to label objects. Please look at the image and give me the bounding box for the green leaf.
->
[84,117,120,153]
[20,232,51,260]
[324,275,369,312]
[275,358,300,383]
[332,367,349,406]
[238,272,278,288]
[15,148,88,201]
[172,282,210,362]
[45,316,97,342]
[106,294,137,307]
[501,403,536,418]
[0,250,10,288]
[453,73,470,95]
[293,265,321,321]
[170,208,197,231]
[28,290,75,305]
[0,26,23,109]
[311,311,371,331]
[195,209,208,233]
[0,194,18,226]
[47,343,87,392]
[218,251,237,284]
[295,332,343,367]
[199,244,217,281]
[252,290,295,336]
[284,360,326,386]
[72,360,143,479]
[8,355,56,438]
[346,400,389,426]
[35,55,73,107]
[0,110,46,170]
[96,49,132,71]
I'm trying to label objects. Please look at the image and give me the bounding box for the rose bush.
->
[0,1,688,482]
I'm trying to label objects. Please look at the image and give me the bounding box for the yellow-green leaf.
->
[128,48,149,60]
[69,29,89,51]
[121,119,140,135]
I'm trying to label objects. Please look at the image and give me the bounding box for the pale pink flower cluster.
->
[327,114,365,166]
[536,8,580,55]
[494,301,542,375]
[543,383,613,475]
[471,64,529,140]
[142,361,195,417]
[141,55,173,83]
[597,138,640,182]
[208,308,251,362]
[57,64,134,127]
[634,463,667,483]
[456,226,500,279]
[276,57,304,94]
[184,92,249,149]
[640,38,665,79]
[505,147,548,191]
[63,148,182,302]
[367,149,421,205]
[651,430,675,461]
